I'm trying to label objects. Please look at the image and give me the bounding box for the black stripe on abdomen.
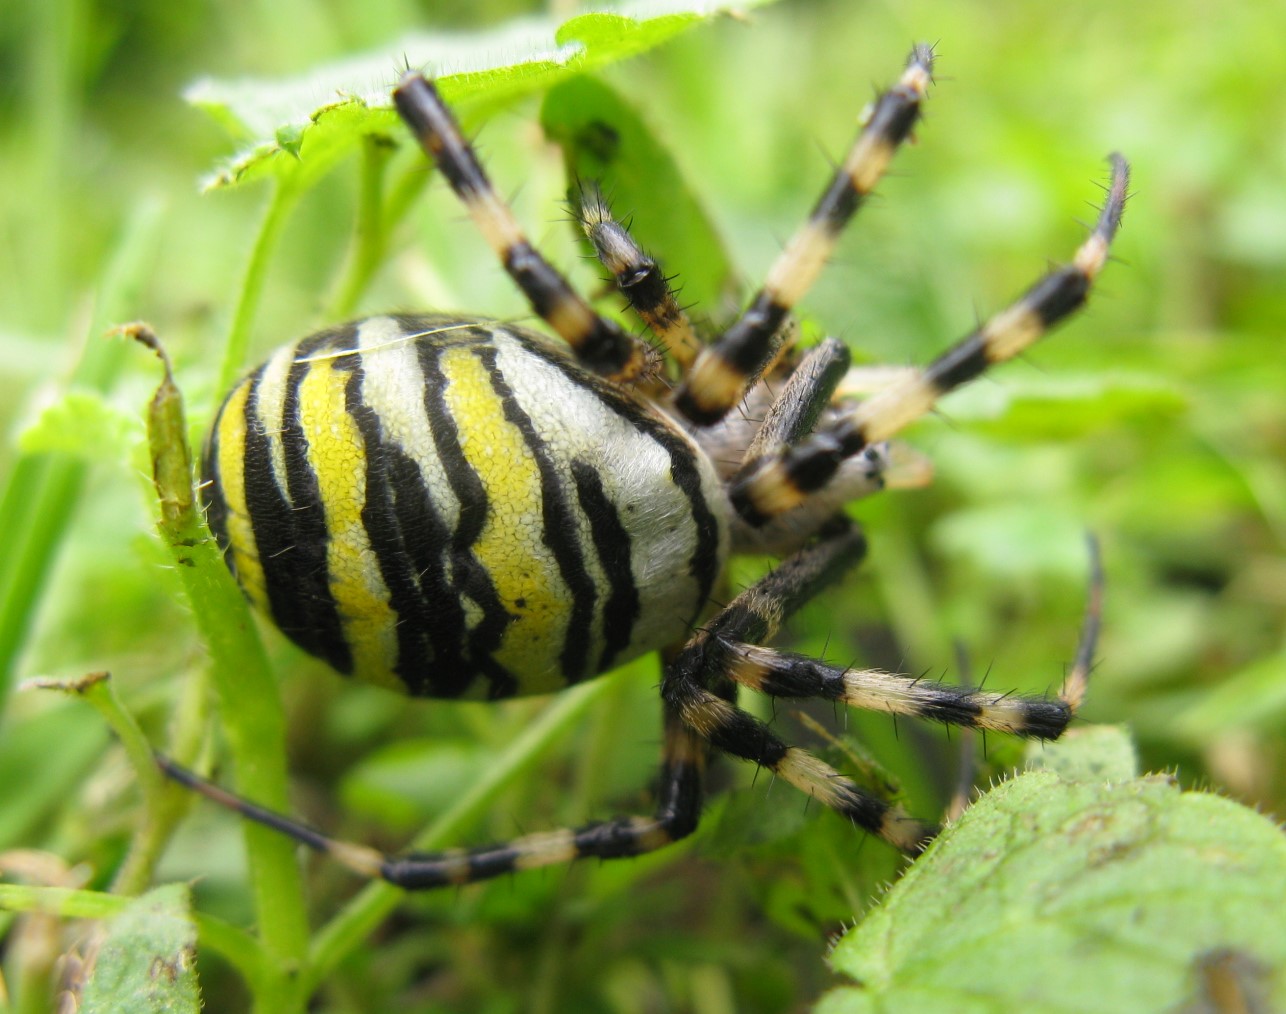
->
[339,349,454,696]
[417,335,517,699]
[570,458,641,673]
[476,343,598,683]
[510,332,724,621]
[253,331,352,674]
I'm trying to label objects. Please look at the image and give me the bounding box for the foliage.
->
[76,885,201,1014]
[1,0,1283,1011]
[821,727,1286,1012]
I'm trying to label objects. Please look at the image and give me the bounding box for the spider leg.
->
[573,183,704,370]
[667,530,1103,856]
[730,154,1131,525]
[673,44,934,426]
[715,643,1074,737]
[157,705,708,889]
[663,518,937,855]
[393,73,660,385]
[730,338,893,557]
[717,535,1101,736]
[742,337,851,460]
[724,527,1100,737]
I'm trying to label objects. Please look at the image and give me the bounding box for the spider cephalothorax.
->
[174,44,1130,887]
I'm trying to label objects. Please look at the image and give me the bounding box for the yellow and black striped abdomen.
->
[203,315,730,698]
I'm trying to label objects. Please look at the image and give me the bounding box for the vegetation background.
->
[1,0,1282,1010]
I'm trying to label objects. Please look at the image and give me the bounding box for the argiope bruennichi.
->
[164,45,1129,888]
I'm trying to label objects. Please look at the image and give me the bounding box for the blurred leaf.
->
[818,727,1286,1014]
[1171,648,1286,742]
[1105,588,1211,690]
[1115,451,1259,533]
[936,371,1187,440]
[79,884,201,1014]
[16,391,140,467]
[340,739,491,833]
[188,0,779,189]
[701,784,814,852]
[930,501,1089,580]
[0,701,109,848]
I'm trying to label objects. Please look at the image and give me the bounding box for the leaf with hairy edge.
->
[817,726,1286,1014]
[77,885,201,1014]
[187,0,780,190]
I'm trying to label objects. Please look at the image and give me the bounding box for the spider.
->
[164,44,1130,888]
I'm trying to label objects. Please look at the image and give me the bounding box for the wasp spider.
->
[166,45,1130,888]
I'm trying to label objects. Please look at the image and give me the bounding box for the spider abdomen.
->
[204,313,730,699]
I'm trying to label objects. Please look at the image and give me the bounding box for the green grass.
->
[1,0,1284,1011]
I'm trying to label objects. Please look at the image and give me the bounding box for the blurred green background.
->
[1,0,1283,1011]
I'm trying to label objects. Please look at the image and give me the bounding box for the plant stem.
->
[219,180,301,396]
[326,134,393,319]
[134,325,311,1012]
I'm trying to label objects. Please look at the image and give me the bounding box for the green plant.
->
[1,1,1283,1011]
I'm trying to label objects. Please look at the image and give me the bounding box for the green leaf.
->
[1170,648,1286,741]
[818,727,1286,1014]
[16,390,140,467]
[930,501,1090,581]
[78,884,202,1014]
[0,701,108,849]
[340,739,491,833]
[1023,721,1139,782]
[932,371,1187,440]
[542,74,737,313]
[187,0,779,190]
